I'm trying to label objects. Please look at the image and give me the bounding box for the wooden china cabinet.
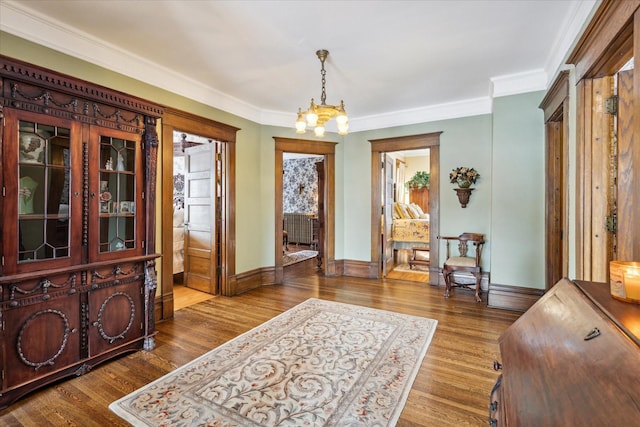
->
[0,56,163,408]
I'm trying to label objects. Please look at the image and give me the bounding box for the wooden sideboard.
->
[490,278,640,426]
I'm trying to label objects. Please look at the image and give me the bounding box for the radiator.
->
[284,213,315,245]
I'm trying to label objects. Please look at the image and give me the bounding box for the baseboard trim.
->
[342,259,379,279]
[487,283,545,312]
[231,267,276,295]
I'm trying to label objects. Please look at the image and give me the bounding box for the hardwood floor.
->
[0,273,521,426]
[173,284,214,311]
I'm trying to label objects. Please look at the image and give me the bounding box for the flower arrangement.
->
[449,166,480,188]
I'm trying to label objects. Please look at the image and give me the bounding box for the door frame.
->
[274,137,337,283]
[567,0,640,275]
[539,70,570,290]
[369,132,441,283]
[160,108,239,319]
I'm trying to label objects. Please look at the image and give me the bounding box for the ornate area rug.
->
[393,263,430,273]
[283,249,318,266]
[110,298,437,426]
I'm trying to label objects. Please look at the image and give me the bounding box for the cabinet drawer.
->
[88,261,144,288]
[2,271,79,306]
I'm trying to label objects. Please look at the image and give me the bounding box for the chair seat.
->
[444,256,477,268]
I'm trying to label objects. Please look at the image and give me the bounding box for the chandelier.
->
[295,49,349,137]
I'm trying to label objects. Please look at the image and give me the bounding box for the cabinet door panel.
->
[2,109,82,274]
[89,127,144,261]
[3,295,81,388]
[88,281,144,356]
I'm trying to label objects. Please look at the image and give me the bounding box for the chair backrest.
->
[443,232,485,266]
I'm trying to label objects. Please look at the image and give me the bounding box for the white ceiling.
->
[0,0,598,133]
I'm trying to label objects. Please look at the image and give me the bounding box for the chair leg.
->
[443,267,451,298]
[474,273,482,302]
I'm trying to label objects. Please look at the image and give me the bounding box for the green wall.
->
[491,92,546,287]
[1,31,548,290]
[342,115,494,271]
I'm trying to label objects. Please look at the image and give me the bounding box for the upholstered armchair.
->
[440,232,485,302]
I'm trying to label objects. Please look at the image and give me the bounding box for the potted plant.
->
[406,171,430,189]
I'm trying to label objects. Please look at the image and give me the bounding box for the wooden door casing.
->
[539,70,570,290]
[274,137,337,281]
[383,154,394,276]
[370,133,441,282]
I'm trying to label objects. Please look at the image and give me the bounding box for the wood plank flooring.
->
[0,272,521,426]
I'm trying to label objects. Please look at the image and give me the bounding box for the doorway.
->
[370,132,441,283]
[383,149,432,282]
[274,137,337,282]
[160,108,239,320]
[282,153,324,276]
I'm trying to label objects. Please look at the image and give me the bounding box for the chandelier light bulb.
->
[314,125,325,137]
[306,113,318,128]
[295,109,307,133]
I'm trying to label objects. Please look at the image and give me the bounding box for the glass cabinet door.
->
[97,133,139,254]
[1,109,81,274]
[18,120,72,262]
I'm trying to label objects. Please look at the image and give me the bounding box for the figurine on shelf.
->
[18,176,38,214]
[105,157,113,170]
[116,153,125,171]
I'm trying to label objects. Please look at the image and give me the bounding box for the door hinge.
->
[605,95,618,115]
[142,240,145,249]
[2,186,5,197]
[1,255,4,266]
[605,214,617,233]
[141,191,145,200]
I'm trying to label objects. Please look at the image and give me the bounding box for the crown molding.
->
[491,69,548,98]
[1,0,592,132]
[0,1,264,123]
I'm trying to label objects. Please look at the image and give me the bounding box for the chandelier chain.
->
[320,58,327,105]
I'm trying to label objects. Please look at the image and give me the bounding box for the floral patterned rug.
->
[283,249,318,266]
[110,298,437,426]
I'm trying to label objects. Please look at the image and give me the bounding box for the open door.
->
[382,154,394,276]
[183,142,219,294]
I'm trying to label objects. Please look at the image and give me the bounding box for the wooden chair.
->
[440,232,485,302]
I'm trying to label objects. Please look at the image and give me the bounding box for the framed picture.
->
[100,201,110,213]
[19,134,45,163]
[120,201,131,213]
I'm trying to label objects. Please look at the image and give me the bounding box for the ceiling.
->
[0,0,598,133]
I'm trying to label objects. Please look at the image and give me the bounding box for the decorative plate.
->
[100,191,112,202]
